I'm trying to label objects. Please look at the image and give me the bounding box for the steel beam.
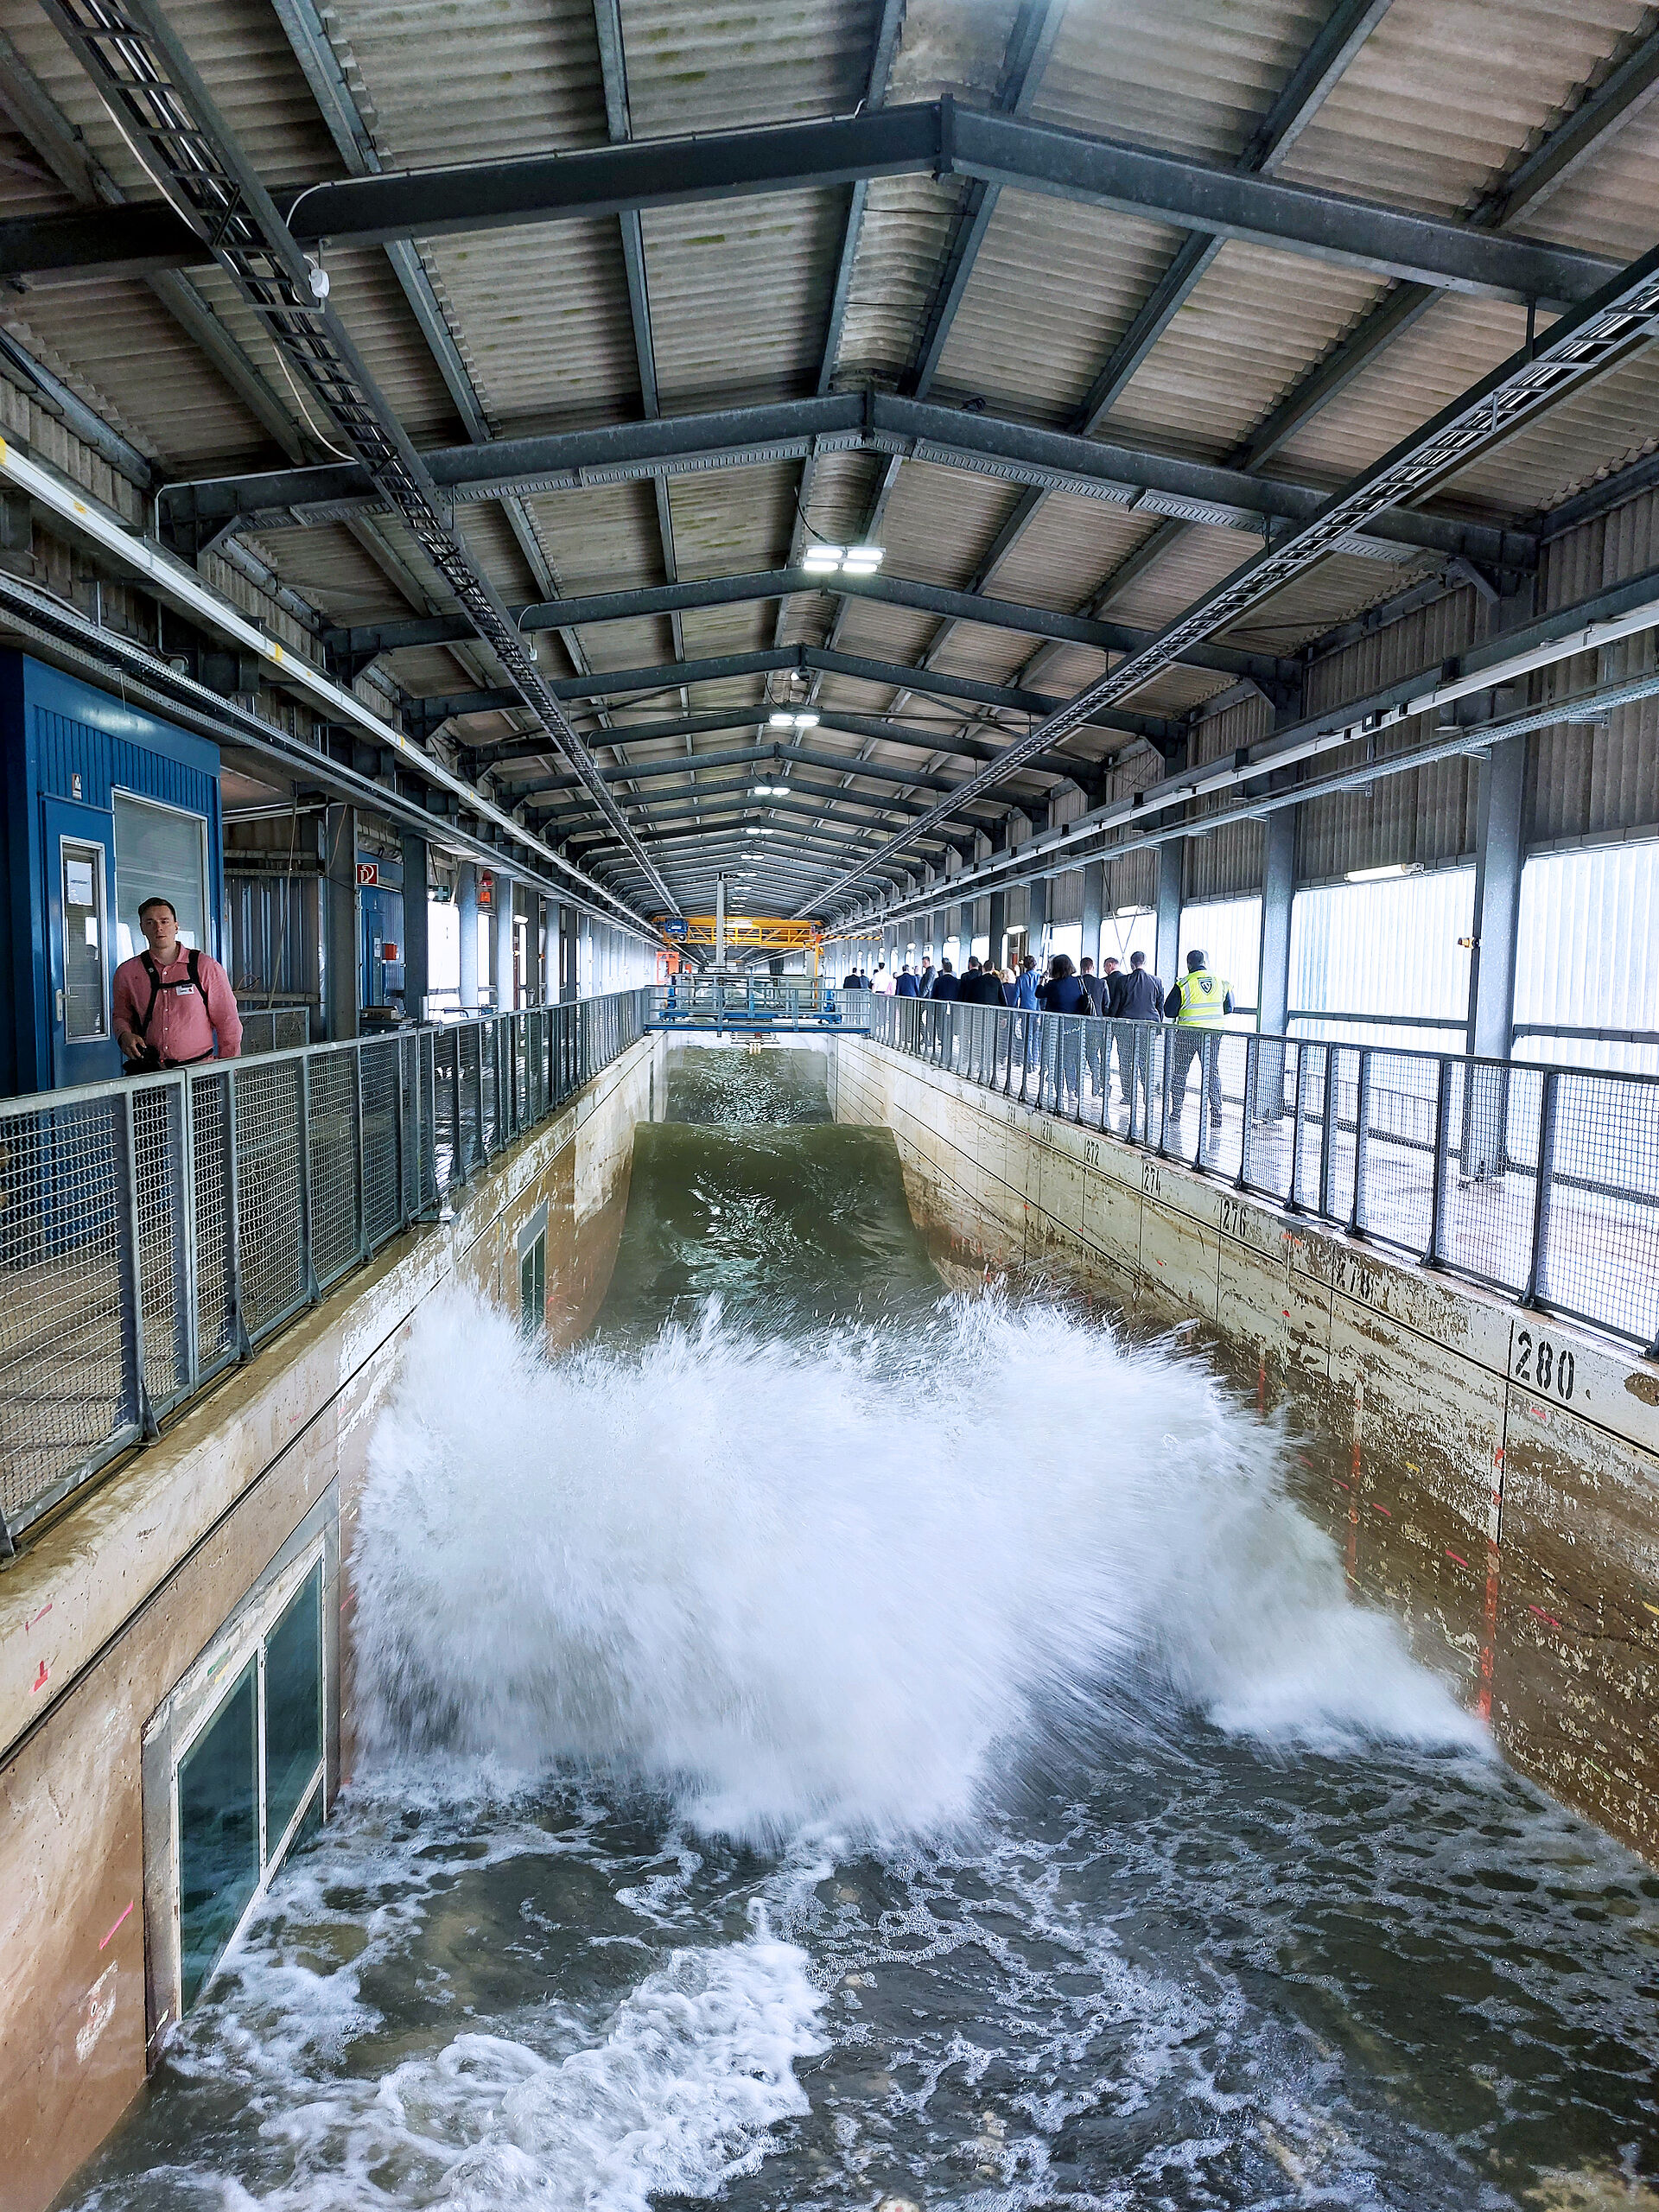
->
[808,235,1659,912]
[474,713,1109,785]
[164,391,1536,570]
[436,565,1295,684]
[3,100,1617,308]
[380,640,1162,727]
[906,0,1068,398]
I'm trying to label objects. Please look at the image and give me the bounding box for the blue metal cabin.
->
[0,652,225,1096]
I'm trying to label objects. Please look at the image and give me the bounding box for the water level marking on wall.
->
[1510,1325,1577,1403]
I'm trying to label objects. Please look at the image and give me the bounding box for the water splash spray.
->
[355,1290,1484,1844]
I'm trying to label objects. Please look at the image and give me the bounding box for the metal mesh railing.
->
[0,992,652,1548]
[862,995,1659,1362]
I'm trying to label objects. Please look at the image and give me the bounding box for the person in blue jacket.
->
[895,963,921,997]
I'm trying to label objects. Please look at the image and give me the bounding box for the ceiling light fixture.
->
[767,711,794,729]
[801,544,884,576]
[1344,861,1423,883]
[792,711,819,729]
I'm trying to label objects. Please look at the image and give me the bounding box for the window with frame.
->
[112,791,209,963]
[518,1201,549,1337]
[172,1555,325,2012]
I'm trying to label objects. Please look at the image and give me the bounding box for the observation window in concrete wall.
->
[518,1202,549,1336]
[149,1548,327,2025]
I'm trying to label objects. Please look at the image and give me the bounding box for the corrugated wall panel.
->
[1186,689,1269,902]
[1514,844,1659,1073]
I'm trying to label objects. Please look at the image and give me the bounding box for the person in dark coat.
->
[930,959,960,1002]
[1111,950,1164,1115]
[895,964,920,997]
[1078,956,1110,1097]
[1038,954,1089,1105]
[1039,953,1090,1015]
[961,957,1004,1007]
[918,960,935,996]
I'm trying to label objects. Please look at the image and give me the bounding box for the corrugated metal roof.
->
[6,0,1659,919]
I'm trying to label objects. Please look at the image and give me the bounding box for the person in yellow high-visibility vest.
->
[1164,949,1233,1122]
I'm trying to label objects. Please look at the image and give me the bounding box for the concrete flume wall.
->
[0,1032,658,2212]
[835,1033,1659,1864]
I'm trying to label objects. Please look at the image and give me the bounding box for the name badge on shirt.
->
[173,982,195,995]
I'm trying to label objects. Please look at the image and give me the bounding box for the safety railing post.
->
[1285,1044,1308,1214]
[115,1088,158,1441]
[1424,1056,1452,1267]
[1237,1035,1258,1191]
[176,1070,200,1394]
[353,1042,368,1262]
[1195,1033,1215,1168]
[1158,1024,1175,1159]
[225,1065,251,1361]
[449,1028,464,1185]
[474,1020,487,1161]
[1319,1043,1341,1220]
[1349,1049,1373,1236]
[1522,1066,1560,1309]
[298,1053,319,1302]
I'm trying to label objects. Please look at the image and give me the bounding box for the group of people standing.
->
[839,947,1234,1119]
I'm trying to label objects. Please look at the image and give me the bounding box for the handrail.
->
[855,993,1659,1364]
[0,991,653,1551]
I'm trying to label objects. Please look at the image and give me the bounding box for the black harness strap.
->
[137,948,211,1036]
[130,950,215,1066]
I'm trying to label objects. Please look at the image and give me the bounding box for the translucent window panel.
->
[60,839,108,1039]
[264,1562,323,1845]
[178,1659,259,2010]
[1179,898,1262,1023]
[1289,870,1473,1034]
[1514,844,1659,1072]
[113,793,207,962]
[1100,908,1158,968]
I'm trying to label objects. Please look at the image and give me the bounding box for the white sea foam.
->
[353,1289,1484,1843]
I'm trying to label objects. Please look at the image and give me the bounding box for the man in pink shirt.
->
[112,896,243,1073]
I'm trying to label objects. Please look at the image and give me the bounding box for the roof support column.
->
[1462,729,1528,1178]
[988,884,1008,972]
[324,803,359,1041]
[401,830,430,1020]
[1080,858,1104,974]
[457,861,480,1011]
[495,872,516,1010]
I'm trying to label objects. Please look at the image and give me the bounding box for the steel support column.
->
[457,861,480,1010]
[401,830,430,1018]
[988,885,1007,971]
[1080,859,1104,973]
[1155,839,1183,1000]
[494,872,516,1010]
[323,802,359,1040]
[1257,804,1296,1037]
[1468,731,1527,1064]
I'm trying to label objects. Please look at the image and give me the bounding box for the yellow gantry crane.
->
[657,915,823,973]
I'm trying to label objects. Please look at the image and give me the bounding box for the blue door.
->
[43,796,120,1087]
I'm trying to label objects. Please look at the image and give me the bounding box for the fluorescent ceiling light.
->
[1344,861,1423,882]
[1116,904,1151,918]
[803,545,842,571]
[792,711,819,729]
[767,711,794,729]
